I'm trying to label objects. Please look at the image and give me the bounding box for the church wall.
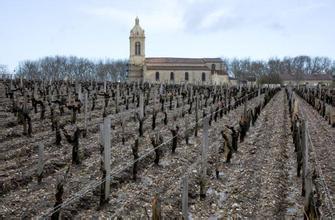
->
[204,62,223,71]
[144,70,212,84]
[212,74,229,85]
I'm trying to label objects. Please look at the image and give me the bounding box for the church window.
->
[211,64,216,74]
[202,72,206,81]
[185,72,189,81]
[170,72,174,81]
[156,72,160,81]
[135,42,141,55]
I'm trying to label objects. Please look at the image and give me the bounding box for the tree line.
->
[14,56,128,82]
[223,56,335,84]
[1,55,334,83]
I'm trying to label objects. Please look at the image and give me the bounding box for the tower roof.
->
[130,17,145,37]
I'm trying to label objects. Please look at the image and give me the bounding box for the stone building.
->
[280,73,334,86]
[128,17,229,85]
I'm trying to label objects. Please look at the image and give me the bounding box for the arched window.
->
[155,72,160,81]
[202,72,206,81]
[185,72,189,81]
[211,64,216,74]
[135,42,141,55]
[170,72,174,81]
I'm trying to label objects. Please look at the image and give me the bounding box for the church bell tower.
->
[128,17,145,81]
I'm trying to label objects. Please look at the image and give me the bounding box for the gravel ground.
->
[297,93,335,219]
[3,85,331,219]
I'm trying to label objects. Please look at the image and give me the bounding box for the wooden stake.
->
[37,143,44,183]
[139,92,144,119]
[103,116,111,200]
[200,117,208,198]
[84,92,88,135]
[181,175,189,220]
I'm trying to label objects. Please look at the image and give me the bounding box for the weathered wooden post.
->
[101,116,111,202]
[137,91,145,137]
[258,88,261,106]
[84,92,88,136]
[173,99,178,121]
[194,94,199,137]
[115,84,120,113]
[121,111,126,145]
[152,193,162,220]
[181,175,189,220]
[140,91,144,119]
[152,90,158,130]
[78,83,82,103]
[184,115,190,145]
[104,79,107,93]
[302,121,318,218]
[301,119,307,197]
[200,117,208,198]
[243,95,247,118]
[37,143,44,183]
[10,77,14,91]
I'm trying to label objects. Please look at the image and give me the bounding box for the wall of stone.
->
[212,74,229,85]
[143,70,212,84]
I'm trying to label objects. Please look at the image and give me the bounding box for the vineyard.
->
[0,77,334,219]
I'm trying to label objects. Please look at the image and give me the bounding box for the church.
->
[128,17,230,85]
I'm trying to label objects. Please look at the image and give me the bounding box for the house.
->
[280,73,333,86]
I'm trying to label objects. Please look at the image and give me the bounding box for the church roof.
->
[146,65,210,71]
[145,57,223,65]
[203,58,223,63]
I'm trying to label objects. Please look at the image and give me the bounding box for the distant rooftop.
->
[280,73,333,81]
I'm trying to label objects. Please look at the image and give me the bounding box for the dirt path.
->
[202,90,304,219]
[297,94,335,218]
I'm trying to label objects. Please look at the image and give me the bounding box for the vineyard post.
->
[181,175,189,220]
[116,84,120,113]
[200,117,208,198]
[37,143,44,183]
[84,92,88,135]
[195,93,199,137]
[154,89,158,111]
[104,79,107,93]
[34,84,38,99]
[174,98,177,121]
[301,119,306,196]
[10,77,13,90]
[258,88,261,105]
[302,121,317,218]
[78,83,82,103]
[184,114,189,144]
[244,96,247,118]
[140,91,144,119]
[103,116,111,200]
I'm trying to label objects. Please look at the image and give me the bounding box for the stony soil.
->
[1,83,333,219]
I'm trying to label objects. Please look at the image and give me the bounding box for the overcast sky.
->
[1,0,335,71]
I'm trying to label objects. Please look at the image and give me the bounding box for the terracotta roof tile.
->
[146,65,210,71]
[145,57,223,65]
